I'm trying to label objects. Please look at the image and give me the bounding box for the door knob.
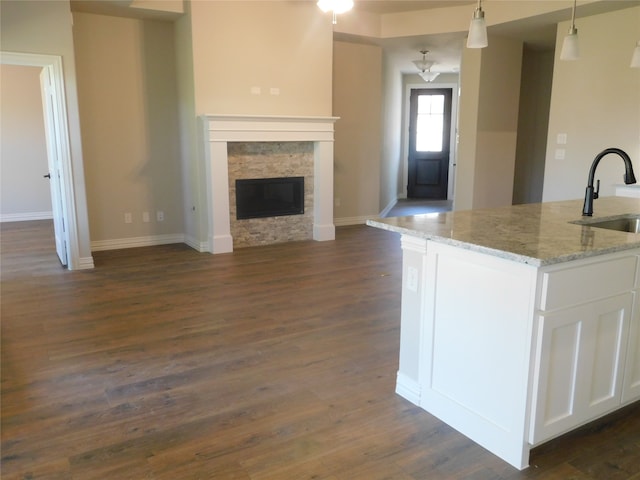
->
[44,173,51,179]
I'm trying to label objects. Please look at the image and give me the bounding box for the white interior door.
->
[40,66,68,266]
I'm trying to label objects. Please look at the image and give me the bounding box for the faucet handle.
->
[594,179,600,199]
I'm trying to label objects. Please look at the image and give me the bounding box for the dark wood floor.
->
[1,220,639,479]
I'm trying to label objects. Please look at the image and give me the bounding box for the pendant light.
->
[560,0,579,61]
[467,0,488,49]
[317,0,353,25]
[412,50,439,83]
[631,41,640,68]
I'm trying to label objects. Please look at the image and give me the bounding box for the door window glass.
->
[416,94,445,152]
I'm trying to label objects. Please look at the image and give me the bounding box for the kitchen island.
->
[367,197,640,469]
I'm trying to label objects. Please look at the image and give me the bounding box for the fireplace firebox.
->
[236,177,304,220]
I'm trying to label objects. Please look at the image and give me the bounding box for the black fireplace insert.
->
[236,177,304,220]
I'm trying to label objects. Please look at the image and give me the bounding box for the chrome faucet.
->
[582,148,637,216]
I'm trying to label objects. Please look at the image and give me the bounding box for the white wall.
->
[543,6,640,202]
[0,65,53,221]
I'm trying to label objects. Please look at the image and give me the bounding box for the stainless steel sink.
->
[572,214,640,233]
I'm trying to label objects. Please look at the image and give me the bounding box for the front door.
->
[408,88,452,199]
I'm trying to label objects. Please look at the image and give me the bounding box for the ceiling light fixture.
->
[467,0,488,48]
[631,41,640,68]
[317,0,353,25]
[560,0,579,60]
[413,50,440,83]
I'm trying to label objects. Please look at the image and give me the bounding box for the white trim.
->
[1,51,90,270]
[334,215,376,227]
[91,234,185,252]
[396,372,422,405]
[379,198,397,218]
[78,256,95,269]
[184,234,209,253]
[402,82,459,201]
[200,115,339,254]
[0,212,53,222]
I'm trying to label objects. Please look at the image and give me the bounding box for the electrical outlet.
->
[407,266,419,292]
[142,211,150,223]
[124,212,132,224]
[156,211,164,222]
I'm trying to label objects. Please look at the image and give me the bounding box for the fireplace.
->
[201,114,339,254]
[236,176,304,220]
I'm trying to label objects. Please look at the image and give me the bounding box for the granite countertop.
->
[366,197,640,266]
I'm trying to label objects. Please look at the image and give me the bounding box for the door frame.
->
[402,82,459,202]
[1,51,78,268]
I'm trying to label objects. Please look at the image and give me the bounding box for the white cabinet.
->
[622,266,640,403]
[529,254,639,445]
[394,235,639,470]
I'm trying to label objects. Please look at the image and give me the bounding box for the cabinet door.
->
[530,293,633,445]
[622,291,640,403]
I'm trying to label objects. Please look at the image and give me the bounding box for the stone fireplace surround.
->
[201,115,338,254]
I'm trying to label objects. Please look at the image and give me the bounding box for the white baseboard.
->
[184,234,209,253]
[396,372,421,406]
[77,256,95,270]
[91,233,185,252]
[334,215,377,227]
[0,211,53,222]
[379,199,397,218]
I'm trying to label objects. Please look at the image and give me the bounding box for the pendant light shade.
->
[631,41,640,68]
[467,0,488,48]
[560,0,579,61]
[560,28,579,61]
[317,0,353,24]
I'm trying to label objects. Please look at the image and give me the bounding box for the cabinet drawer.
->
[540,256,636,311]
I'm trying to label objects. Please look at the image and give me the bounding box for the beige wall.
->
[543,6,640,202]
[513,48,554,205]
[174,2,203,248]
[190,1,333,116]
[379,50,406,213]
[0,65,52,219]
[73,12,183,244]
[456,35,523,210]
[0,0,92,262]
[332,41,382,223]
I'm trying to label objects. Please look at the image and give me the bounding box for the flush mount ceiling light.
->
[317,0,353,24]
[560,0,579,60]
[631,41,640,68]
[467,0,488,48]
[413,50,440,83]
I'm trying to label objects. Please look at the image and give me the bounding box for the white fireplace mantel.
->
[200,114,339,254]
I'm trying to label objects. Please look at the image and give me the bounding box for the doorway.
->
[1,52,76,267]
[407,88,453,199]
